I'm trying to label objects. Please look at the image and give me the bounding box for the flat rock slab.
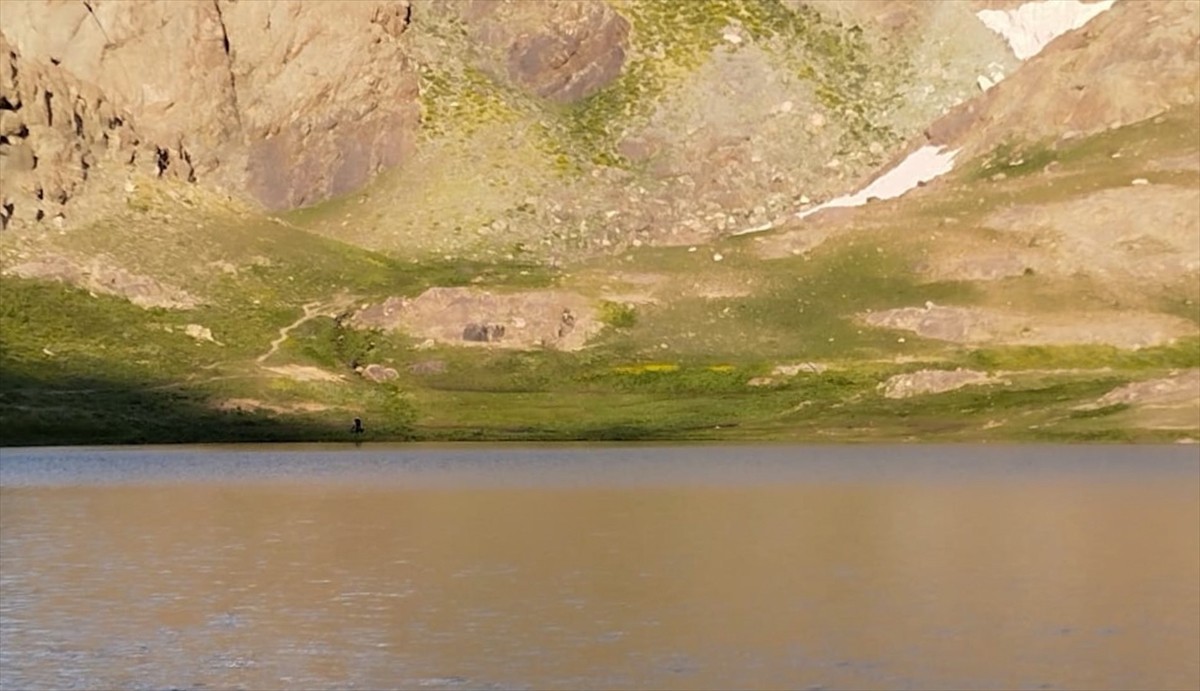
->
[1090,369,1200,408]
[860,305,1197,349]
[4,254,201,309]
[352,287,600,351]
[1085,369,1200,430]
[880,368,999,398]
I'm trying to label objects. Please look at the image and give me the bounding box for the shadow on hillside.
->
[0,367,360,447]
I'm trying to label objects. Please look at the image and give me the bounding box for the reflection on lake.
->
[1,444,1197,690]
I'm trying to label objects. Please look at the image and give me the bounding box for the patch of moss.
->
[959,338,1200,373]
[599,300,638,329]
[419,64,524,140]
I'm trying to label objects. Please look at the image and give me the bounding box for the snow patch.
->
[796,146,960,220]
[977,0,1115,61]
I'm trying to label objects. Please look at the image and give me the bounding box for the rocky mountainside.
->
[0,0,1197,445]
[1,0,1020,233]
[2,1,1194,252]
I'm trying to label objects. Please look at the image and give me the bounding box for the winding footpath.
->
[256,295,359,366]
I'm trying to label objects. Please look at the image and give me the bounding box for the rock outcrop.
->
[0,0,421,221]
[5,254,200,309]
[1080,369,1200,430]
[351,286,600,351]
[219,0,420,209]
[459,0,630,103]
[1086,369,1200,409]
[880,368,999,399]
[0,32,149,230]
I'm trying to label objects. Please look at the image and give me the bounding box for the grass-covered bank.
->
[2,352,1192,446]
[4,210,1197,446]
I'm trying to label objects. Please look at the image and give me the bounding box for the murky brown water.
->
[1,445,1197,691]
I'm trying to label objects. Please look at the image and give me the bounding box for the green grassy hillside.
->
[3,109,1197,446]
[1,1,1196,446]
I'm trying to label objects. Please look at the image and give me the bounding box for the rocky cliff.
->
[1,0,421,227]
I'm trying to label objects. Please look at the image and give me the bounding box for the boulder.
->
[184,323,220,344]
[361,363,400,383]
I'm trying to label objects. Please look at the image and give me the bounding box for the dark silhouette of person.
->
[352,417,364,434]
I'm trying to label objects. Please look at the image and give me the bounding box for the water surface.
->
[2,444,1197,690]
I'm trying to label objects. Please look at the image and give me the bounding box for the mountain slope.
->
[0,0,1196,446]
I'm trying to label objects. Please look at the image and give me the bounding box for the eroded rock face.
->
[0,32,151,230]
[0,0,420,214]
[1,1,236,154]
[460,0,630,103]
[221,0,420,209]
